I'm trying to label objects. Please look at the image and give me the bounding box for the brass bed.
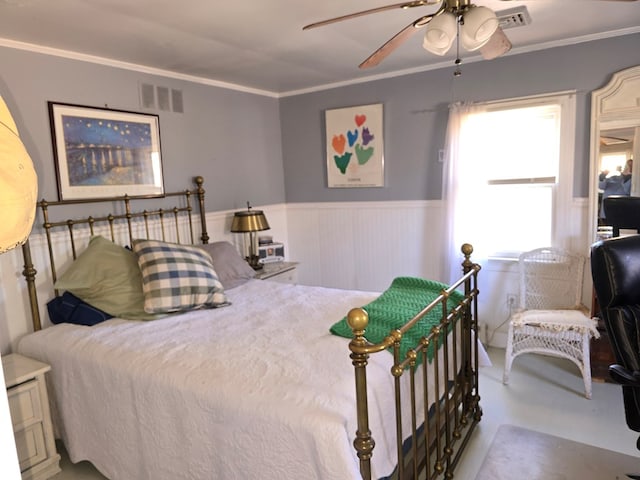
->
[18,176,482,480]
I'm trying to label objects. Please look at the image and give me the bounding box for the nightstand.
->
[2,353,60,480]
[254,261,299,284]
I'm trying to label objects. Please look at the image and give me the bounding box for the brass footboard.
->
[347,244,482,480]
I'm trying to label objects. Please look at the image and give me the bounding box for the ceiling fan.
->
[303,0,637,70]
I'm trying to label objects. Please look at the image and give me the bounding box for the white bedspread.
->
[17,280,483,480]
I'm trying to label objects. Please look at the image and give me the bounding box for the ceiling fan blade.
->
[359,14,435,69]
[480,27,512,60]
[303,1,438,30]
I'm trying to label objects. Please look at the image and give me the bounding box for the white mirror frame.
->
[588,65,640,243]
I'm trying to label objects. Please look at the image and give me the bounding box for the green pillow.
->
[54,235,159,320]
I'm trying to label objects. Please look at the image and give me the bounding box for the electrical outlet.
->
[507,294,517,307]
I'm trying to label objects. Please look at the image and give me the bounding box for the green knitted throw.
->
[330,277,464,364]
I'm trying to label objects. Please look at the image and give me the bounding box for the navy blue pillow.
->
[47,292,113,326]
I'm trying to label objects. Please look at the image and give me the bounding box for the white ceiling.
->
[0,0,639,95]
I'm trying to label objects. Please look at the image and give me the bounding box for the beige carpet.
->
[474,424,640,480]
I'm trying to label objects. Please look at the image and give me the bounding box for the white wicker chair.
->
[503,247,600,399]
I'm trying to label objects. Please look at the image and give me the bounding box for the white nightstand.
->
[2,353,60,480]
[254,261,299,284]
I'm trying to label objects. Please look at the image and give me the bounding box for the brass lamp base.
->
[246,255,263,270]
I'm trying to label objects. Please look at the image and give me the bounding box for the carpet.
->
[474,424,640,480]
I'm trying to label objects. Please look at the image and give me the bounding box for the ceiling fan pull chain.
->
[454,13,462,77]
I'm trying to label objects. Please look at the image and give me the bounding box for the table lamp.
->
[230,202,270,270]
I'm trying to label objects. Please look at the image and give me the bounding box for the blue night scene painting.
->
[62,115,156,187]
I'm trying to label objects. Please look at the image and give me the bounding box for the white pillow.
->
[196,241,255,289]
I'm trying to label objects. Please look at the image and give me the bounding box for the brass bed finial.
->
[347,307,369,333]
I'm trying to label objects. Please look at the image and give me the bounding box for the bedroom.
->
[0,1,640,479]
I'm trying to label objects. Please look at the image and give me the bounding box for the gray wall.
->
[280,33,640,202]
[2,34,639,214]
[0,46,285,214]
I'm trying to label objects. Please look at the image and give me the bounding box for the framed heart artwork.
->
[325,103,384,188]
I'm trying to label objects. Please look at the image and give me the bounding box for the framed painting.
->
[325,103,384,188]
[48,102,164,201]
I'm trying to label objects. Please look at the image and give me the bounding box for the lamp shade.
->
[230,209,270,233]
[460,6,499,51]
[422,12,457,56]
[0,96,37,253]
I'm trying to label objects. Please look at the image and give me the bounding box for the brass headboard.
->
[22,176,209,331]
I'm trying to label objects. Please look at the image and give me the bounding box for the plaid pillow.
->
[132,239,228,314]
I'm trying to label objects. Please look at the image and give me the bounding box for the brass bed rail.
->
[348,244,481,480]
[22,176,209,332]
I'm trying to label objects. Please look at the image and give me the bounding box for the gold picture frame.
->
[49,102,164,201]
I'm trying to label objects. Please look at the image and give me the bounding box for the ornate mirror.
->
[589,65,640,241]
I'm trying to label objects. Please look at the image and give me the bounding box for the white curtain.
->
[442,102,494,365]
[442,101,486,284]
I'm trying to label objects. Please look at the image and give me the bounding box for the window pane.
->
[485,185,553,256]
[467,105,560,181]
[600,153,628,179]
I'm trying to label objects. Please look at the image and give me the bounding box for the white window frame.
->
[475,91,576,260]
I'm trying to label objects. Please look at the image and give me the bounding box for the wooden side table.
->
[2,353,60,480]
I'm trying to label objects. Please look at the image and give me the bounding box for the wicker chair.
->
[503,247,600,398]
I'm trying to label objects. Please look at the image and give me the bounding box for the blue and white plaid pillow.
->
[133,239,228,314]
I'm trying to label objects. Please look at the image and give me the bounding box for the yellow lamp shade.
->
[0,96,38,253]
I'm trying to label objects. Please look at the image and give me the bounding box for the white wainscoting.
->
[286,200,447,292]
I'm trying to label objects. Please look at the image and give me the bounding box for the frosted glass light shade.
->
[0,96,37,253]
[460,6,499,51]
[422,12,457,56]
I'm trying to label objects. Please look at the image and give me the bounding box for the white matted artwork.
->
[325,103,384,188]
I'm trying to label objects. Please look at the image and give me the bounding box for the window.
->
[600,153,628,175]
[453,93,575,259]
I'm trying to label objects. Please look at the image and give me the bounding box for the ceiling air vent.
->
[496,6,532,30]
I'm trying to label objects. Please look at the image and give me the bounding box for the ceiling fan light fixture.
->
[422,11,456,55]
[460,31,490,52]
[460,5,499,51]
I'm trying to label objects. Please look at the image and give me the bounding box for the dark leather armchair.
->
[591,234,640,456]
